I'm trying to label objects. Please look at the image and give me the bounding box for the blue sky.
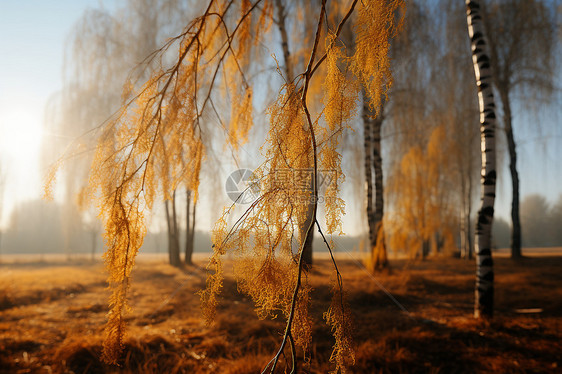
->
[0,1,560,233]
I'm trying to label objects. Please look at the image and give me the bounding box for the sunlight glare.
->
[0,107,44,227]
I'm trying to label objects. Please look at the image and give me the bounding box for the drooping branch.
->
[263,2,326,372]
[55,0,406,370]
[69,0,275,362]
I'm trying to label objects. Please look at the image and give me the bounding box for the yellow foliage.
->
[199,212,228,324]
[365,221,388,272]
[321,34,359,234]
[238,1,252,54]
[388,125,459,258]
[324,271,355,373]
[198,1,404,370]
[228,87,253,150]
[202,84,315,351]
[51,0,405,370]
[254,0,273,46]
[70,1,271,361]
[352,0,405,115]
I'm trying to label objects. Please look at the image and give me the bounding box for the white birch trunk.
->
[363,94,387,270]
[466,0,497,319]
[362,97,376,251]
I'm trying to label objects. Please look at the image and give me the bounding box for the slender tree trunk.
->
[459,151,473,260]
[372,108,384,228]
[191,197,197,254]
[171,190,181,266]
[363,97,376,254]
[467,0,497,319]
[434,232,444,253]
[300,177,314,267]
[467,170,474,259]
[274,0,293,82]
[184,189,196,265]
[301,210,314,267]
[165,200,172,263]
[422,239,430,260]
[184,189,192,265]
[363,94,388,270]
[371,100,388,269]
[460,180,474,260]
[459,152,468,258]
[498,88,522,259]
[458,129,474,260]
[460,206,467,258]
[172,189,179,254]
[165,190,181,267]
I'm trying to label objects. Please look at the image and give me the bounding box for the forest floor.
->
[1,251,561,373]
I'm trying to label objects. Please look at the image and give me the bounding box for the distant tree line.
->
[3,192,559,257]
[0,199,212,257]
[520,194,562,247]
[492,193,562,249]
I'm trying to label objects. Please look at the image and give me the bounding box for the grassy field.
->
[1,252,561,373]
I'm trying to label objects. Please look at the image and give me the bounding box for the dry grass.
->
[1,253,561,373]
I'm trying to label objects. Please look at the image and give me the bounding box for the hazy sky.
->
[0,1,114,228]
[0,1,560,233]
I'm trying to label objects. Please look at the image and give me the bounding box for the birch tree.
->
[466,0,497,319]
[482,0,558,259]
[363,97,388,270]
